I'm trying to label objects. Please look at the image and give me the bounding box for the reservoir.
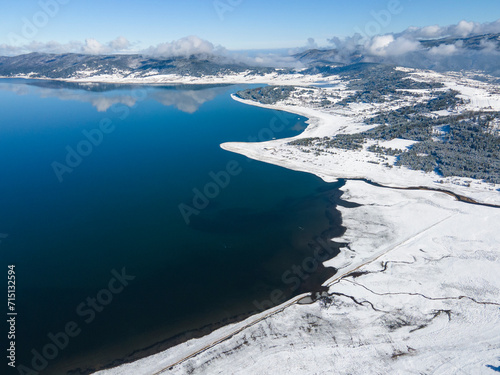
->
[0,80,344,374]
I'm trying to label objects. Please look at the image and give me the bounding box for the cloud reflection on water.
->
[0,79,232,113]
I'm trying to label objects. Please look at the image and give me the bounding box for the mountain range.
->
[0,33,499,80]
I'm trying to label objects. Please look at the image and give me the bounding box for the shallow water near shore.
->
[0,80,344,374]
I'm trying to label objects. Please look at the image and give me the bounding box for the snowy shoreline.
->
[0,72,335,86]
[224,89,500,206]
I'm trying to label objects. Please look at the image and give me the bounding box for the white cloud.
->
[365,34,394,56]
[306,38,318,49]
[419,25,443,39]
[388,37,421,55]
[0,44,26,56]
[479,38,500,52]
[400,19,500,40]
[453,20,475,37]
[82,38,109,54]
[81,37,132,54]
[428,43,459,55]
[145,36,215,57]
[1,40,75,55]
[364,35,420,57]
[321,18,500,75]
[330,19,500,57]
[109,36,130,51]
[0,37,132,56]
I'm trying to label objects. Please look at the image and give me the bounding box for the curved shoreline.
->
[223,95,500,206]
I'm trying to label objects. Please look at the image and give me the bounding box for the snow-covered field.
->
[92,68,500,374]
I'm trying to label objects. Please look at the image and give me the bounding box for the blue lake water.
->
[0,80,344,374]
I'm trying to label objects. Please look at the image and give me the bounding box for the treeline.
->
[337,65,443,105]
[394,112,500,182]
[289,108,500,184]
[235,86,297,104]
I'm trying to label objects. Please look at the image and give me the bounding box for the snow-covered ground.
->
[91,68,500,375]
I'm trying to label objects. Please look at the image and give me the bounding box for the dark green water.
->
[0,80,344,374]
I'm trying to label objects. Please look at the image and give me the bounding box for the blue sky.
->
[1,0,499,51]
